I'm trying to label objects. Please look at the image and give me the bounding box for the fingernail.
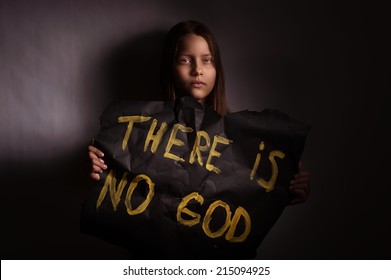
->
[103,165,107,169]
[101,153,104,157]
[99,159,104,163]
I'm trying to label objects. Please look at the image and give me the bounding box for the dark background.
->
[1,0,389,259]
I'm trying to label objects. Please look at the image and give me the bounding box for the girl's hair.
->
[160,20,228,116]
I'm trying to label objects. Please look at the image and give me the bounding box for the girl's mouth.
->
[191,81,206,88]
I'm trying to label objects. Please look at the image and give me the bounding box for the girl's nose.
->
[191,61,203,76]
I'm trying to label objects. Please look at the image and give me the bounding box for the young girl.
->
[88,20,310,205]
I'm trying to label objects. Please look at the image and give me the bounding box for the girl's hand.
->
[289,162,311,205]
[88,145,107,181]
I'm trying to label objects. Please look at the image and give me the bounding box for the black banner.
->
[80,97,310,259]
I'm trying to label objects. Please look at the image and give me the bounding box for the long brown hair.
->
[160,20,228,116]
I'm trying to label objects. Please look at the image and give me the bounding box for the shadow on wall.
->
[89,30,168,103]
[1,30,170,259]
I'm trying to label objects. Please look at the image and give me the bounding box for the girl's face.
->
[173,34,216,103]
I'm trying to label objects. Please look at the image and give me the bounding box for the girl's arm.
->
[289,162,311,205]
[88,145,107,180]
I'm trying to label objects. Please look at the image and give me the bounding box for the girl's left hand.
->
[289,162,311,205]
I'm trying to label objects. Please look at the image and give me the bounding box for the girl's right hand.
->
[88,145,107,180]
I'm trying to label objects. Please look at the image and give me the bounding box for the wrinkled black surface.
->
[81,97,310,259]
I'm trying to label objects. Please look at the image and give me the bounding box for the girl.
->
[88,20,310,206]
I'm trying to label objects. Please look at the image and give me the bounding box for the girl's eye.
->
[179,57,191,64]
[203,57,213,64]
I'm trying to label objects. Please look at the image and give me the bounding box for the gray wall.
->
[1,0,389,259]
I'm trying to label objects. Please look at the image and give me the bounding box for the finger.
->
[90,172,100,181]
[291,176,310,185]
[92,158,107,170]
[292,189,308,199]
[298,161,303,171]
[92,164,103,174]
[296,174,310,182]
[290,179,310,189]
[289,189,308,205]
[292,174,311,193]
[88,151,99,160]
[294,172,311,179]
[290,184,310,201]
[290,183,310,193]
[88,145,104,157]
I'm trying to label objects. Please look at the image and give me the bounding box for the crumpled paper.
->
[81,96,310,259]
